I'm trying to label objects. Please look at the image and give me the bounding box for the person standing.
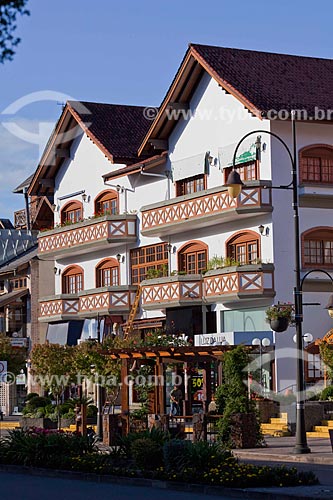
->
[169,385,182,416]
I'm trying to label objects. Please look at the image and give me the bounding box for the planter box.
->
[20,418,57,429]
[19,417,73,430]
[255,399,279,423]
[230,413,258,448]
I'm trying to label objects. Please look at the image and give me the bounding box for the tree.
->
[319,340,333,380]
[216,345,262,447]
[0,333,26,375]
[73,339,122,414]
[0,0,30,64]
[30,343,76,428]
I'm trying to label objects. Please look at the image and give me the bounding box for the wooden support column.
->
[121,359,129,435]
[155,357,165,414]
[183,362,190,415]
[121,359,129,413]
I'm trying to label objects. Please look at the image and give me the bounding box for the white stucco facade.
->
[38,67,333,392]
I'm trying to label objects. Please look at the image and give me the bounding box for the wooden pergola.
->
[103,345,230,416]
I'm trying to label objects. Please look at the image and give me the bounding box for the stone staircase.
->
[307,419,333,438]
[261,412,290,437]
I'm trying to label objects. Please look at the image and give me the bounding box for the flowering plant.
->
[265,303,294,322]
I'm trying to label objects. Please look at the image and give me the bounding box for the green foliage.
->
[0,0,30,64]
[25,392,39,401]
[216,345,262,447]
[320,342,333,380]
[0,428,95,467]
[319,385,333,401]
[163,439,232,473]
[0,429,318,487]
[116,428,170,459]
[206,255,241,271]
[265,303,293,321]
[130,437,163,470]
[0,333,26,374]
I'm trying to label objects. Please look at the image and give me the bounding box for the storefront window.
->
[222,308,267,332]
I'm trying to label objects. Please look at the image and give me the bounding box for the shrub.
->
[163,439,188,472]
[23,396,52,414]
[163,439,234,474]
[87,404,98,418]
[25,392,39,401]
[131,437,163,470]
[117,427,169,459]
[0,428,96,467]
[319,385,333,401]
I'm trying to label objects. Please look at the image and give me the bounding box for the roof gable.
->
[29,101,152,196]
[138,44,333,155]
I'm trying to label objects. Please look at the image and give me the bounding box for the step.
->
[322,420,333,427]
[0,422,19,428]
[270,417,288,424]
[313,425,333,432]
[262,429,291,437]
[261,423,289,431]
[307,431,330,438]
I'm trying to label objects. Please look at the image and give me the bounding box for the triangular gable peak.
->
[29,101,152,196]
[138,43,333,156]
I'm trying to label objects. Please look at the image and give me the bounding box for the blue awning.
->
[46,320,84,346]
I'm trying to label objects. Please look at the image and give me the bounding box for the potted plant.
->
[266,303,293,332]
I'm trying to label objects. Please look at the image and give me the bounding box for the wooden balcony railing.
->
[203,264,275,302]
[39,287,137,321]
[141,275,203,309]
[39,295,79,321]
[141,182,272,236]
[79,286,137,317]
[141,265,275,309]
[38,214,137,259]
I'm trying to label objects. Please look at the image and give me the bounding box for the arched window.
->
[178,241,208,274]
[61,201,83,225]
[303,227,333,267]
[96,258,119,287]
[300,145,333,184]
[95,190,118,216]
[62,265,84,294]
[226,231,260,265]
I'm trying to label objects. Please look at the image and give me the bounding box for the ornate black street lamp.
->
[225,110,312,453]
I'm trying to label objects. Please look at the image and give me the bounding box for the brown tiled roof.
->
[68,101,153,162]
[191,44,333,116]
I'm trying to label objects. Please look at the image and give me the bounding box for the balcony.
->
[141,181,272,237]
[141,275,203,310]
[203,264,275,303]
[39,294,79,322]
[78,286,137,318]
[38,214,137,259]
[39,287,138,321]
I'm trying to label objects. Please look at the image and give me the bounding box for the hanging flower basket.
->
[266,304,293,333]
[268,317,290,333]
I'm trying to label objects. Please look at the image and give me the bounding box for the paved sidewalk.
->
[234,436,333,464]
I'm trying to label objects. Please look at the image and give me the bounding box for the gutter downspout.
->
[140,168,171,200]
[23,187,31,231]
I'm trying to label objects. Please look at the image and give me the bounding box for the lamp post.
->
[96,315,103,441]
[252,337,271,390]
[225,111,311,453]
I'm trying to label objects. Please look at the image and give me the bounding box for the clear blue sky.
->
[0,0,332,219]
